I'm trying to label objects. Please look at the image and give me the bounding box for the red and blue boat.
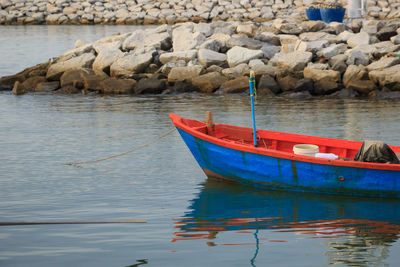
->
[170,113,400,198]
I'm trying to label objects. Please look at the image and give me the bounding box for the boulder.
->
[12,81,25,95]
[299,32,338,43]
[329,88,359,98]
[373,41,400,58]
[199,39,223,52]
[254,32,280,46]
[99,78,136,94]
[366,57,400,71]
[278,34,299,45]
[258,74,280,94]
[168,65,204,82]
[46,53,96,80]
[294,40,329,53]
[217,76,249,94]
[369,64,400,90]
[191,72,228,93]
[222,63,250,79]
[60,69,93,88]
[376,25,398,41]
[391,35,400,45]
[347,32,371,48]
[260,44,280,59]
[346,50,369,66]
[159,50,197,64]
[35,81,60,92]
[198,49,227,67]
[226,46,264,68]
[269,51,313,72]
[20,76,47,92]
[317,43,348,58]
[172,25,206,51]
[110,52,153,77]
[301,21,326,32]
[55,85,81,94]
[248,59,277,77]
[92,44,124,75]
[169,82,199,93]
[134,78,166,94]
[343,65,369,87]
[303,67,341,94]
[226,35,263,50]
[122,30,171,51]
[81,73,108,91]
[346,79,376,95]
[294,78,314,92]
[277,75,299,92]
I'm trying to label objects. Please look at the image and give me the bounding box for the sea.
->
[1,25,400,267]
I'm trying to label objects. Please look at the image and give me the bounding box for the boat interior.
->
[180,117,400,162]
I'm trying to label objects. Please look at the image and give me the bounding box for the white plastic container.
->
[315,153,339,160]
[293,144,319,157]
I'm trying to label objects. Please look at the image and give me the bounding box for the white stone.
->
[159,50,198,64]
[172,25,206,52]
[269,51,313,72]
[347,32,371,48]
[366,57,400,71]
[295,40,329,53]
[122,30,171,51]
[92,44,124,75]
[46,53,96,80]
[198,48,227,67]
[168,65,204,82]
[110,52,153,77]
[226,46,264,68]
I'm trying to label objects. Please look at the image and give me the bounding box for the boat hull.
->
[177,128,400,198]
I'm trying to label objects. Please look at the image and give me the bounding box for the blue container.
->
[320,8,346,23]
[305,9,321,21]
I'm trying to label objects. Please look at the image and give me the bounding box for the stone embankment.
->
[1,18,400,98]
[1,0,400,25]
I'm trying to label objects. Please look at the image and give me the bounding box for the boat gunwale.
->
[170,113,400,172]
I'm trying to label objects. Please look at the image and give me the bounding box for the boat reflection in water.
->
[173,178,400,266]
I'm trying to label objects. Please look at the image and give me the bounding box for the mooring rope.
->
[0,219,147,226]
[65,128,176,166]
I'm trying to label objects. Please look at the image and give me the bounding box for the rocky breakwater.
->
[2,19,400,98]
[1,0,400,25]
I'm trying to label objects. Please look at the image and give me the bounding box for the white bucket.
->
[293,144,319,157]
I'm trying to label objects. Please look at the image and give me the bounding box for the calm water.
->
[1,26,400,267]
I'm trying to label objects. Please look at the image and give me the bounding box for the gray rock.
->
[122,30,171,51]
[173,25,206,52]
[376,25,398,41]
[222,63,250,79]
[347,32,371,48]
[295,40,329,53]
[248,59,277,77]
[269,51,313,72]
[391,35,400,45]
[191,72,228,93]
[258,74,280,94]
[199,39,223,52]
[159,50,197,64]
[92,44,124,75]
[134,78,166,94]
[46,53,96,80]
[317,43,348,58]
[226,46,264,68]
[346,50,369,66]
[110,52,153,77]
[329,88,359,98]
[260,44,280,60]
[254,32,280,46]
[35,81,60,92]
[226,35,264,50]
[198,49,227,67]
[168,65,204,83]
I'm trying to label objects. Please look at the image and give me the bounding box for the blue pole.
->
[249,71,257,147]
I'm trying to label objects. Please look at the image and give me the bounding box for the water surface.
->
[1,26,400,267]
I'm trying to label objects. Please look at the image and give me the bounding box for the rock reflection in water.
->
[173,178,400,266]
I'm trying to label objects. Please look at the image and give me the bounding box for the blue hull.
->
[177,128,400,198]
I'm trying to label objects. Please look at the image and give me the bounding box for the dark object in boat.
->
[354,141,400,164]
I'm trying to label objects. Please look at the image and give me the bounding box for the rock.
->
[222,63,250,79]
[92,44,124,75]
[391,35,400,45]
[81,72,108,91]
[269,51,313,72]
[226,35,263,50]
[58,44,94,62]
[295,40,329,53]
[304,67,341,95]
[317,43,348,58]
[280,91,313,98]
[278,34,299,45]
[361,20,384,35]
[369,64,400,90]
[195,23,213,37]
[191,72,228,93]
[346,79,376,95]
[134,78,166,94]
[369,89,400,99]
[21,76,47,92]
[327,22,346,35]
[260,44,280,60]
[248,59,277,77]
[217,76,249,94]
[159,60,187,75]
[299,32,338,43]
[329,88,359,98]
[99,78,136,94]
[376,25,398,41]
[275,22,304,35]
[159,50,197,64]
[207,65,223,73]
[347,32,371,48]
[198,49,227,67]
[46,53,96,80]
[60,68,93,88]
[301,21,326,32]
[343,65,369,87]
[168,65,204,83]
[277,75,299,92]
[12,81,25,95]
[254,32,280,46]
[172,25,206,52]
[122,30,171,51]
[366,57,400,71]
[258,75,280,94]
[294,78,314,92]
[35,81,60,92]
[373,41,400,58]
[110,52,153,77]
[199,39,223,52]
[226,46,264,68]
[346,50,369,66]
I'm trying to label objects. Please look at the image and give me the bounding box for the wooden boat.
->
[170,113,400,198]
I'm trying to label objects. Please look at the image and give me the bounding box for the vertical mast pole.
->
[249,71,257,147]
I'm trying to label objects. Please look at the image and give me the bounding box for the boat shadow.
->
[173,178,400,265]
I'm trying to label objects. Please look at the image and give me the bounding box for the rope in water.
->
[65,128,176,166]
[0,219,147,226]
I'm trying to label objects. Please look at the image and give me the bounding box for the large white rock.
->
[347,32,371,48]
[110,52,153,77]
[159,50,197,64]
[295,40,329,53]
[226,46,264,68]
[92,44,124,75]
[172,25,206,52]
[346,50,369,66]
[317,43,348,58]
[122,30,171,51]
[46,53,96,80]
[198,48,227,67]
[248,59,277,76]
[366,57,400,71]
[269,51,313,72]
[222,63,250,79]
